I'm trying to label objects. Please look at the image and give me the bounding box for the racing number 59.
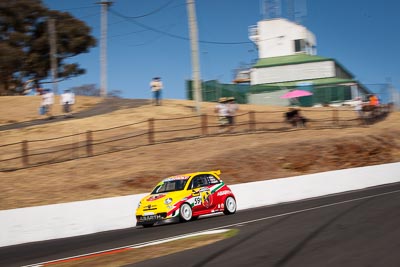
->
[194,197,201,206]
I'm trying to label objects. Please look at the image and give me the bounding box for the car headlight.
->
[137,201,141,208]
[164,198,173,205]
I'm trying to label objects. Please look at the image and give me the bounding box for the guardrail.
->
[0,105,391,172]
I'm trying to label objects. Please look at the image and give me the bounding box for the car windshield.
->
[151,179,188,194]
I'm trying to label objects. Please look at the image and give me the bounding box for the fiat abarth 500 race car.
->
[135,170,236,227]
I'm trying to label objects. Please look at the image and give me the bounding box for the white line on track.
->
[22,188,400,267]
[209,188,400,230]
[21,229,230,267]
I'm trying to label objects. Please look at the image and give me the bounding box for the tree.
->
[70,84,122,98]
[71,84,100,96]
[107,89,122,98]
[0,0,96,95]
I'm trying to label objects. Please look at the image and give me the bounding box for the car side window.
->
[191,175,210,189]
[208,174,220,185]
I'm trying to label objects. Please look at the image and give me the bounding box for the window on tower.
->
[294,39,306,52]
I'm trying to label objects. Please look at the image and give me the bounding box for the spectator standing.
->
[369,94,379,106]
[40,89,54,119]
[60,89,75,117]
[214,97,229,132]
[150,77,163,106]
[226,97,239,131]
[353,97,363,119]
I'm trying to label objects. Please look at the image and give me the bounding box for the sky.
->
[42,0,400,100]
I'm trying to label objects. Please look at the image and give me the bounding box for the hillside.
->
[0,96,399,210]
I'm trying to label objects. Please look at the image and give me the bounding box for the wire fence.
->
[0,105,392,172]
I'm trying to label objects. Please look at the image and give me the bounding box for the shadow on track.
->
[274,198,374,267]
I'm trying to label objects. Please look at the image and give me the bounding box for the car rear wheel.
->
[179,203,193,222]
[223,196,237,215]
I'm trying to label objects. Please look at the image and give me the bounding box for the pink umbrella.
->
[280,89,313,99]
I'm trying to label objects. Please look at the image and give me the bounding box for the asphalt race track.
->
[1,182,400,267]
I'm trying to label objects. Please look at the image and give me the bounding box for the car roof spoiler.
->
[211,170,221,176]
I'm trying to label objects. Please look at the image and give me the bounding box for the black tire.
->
[179,203,193,222]
[191,216,199,221]
[223,196,237,215]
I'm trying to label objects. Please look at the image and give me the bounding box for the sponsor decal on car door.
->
[192,187,215,212]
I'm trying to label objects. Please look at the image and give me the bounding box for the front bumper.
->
[136,212,179,226]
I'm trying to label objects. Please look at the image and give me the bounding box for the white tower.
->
[249,18,316,59]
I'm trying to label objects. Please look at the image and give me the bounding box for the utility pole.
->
[98,1,113,98]
[186,0,202,114]
[48,18,58,94]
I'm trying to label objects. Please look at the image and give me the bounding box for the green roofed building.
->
[187,18,371,107]
[247,18,370,106]
[249,54,370,106]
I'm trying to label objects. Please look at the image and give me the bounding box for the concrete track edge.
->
[1,162,399,247]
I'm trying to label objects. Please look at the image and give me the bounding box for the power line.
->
[109,8,252,45]
[115,24,176,45]
[58,6,98,11]
[109,28,149,39]
[127,33,168,47]
[50,3,252,45]
[76,12,99,20]
[118,0,177,19]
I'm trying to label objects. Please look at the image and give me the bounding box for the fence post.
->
[86,130,93,156]
[148,118,154,144]
[332,108,339,125]
[249,111,256,131]
[21,140,29,166]
[201,114,208,135]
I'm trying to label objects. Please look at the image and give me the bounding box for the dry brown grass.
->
[0,96,399,210]
[0,95,101,126]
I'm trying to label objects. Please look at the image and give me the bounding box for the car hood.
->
[139,191,187,210]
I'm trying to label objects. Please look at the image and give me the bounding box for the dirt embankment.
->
[122,127,400,187]
[0,97,399,210]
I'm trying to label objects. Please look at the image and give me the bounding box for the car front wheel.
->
[223,196,237,215]
[179,203,193,222]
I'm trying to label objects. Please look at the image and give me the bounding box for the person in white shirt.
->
[353,97,364,119]
[60,89,75,117]
[150,77,163,106]
[214,97,230,132]
[226,97,239,127]
[40,89,54,119]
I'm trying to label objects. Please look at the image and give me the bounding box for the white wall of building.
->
[251,61,335,85]
[247,90,290,106]
[250,18,317,59]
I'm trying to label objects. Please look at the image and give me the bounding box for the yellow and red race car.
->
[135,170,236,227]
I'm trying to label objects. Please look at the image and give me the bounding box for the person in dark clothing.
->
[285,108,307,127]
